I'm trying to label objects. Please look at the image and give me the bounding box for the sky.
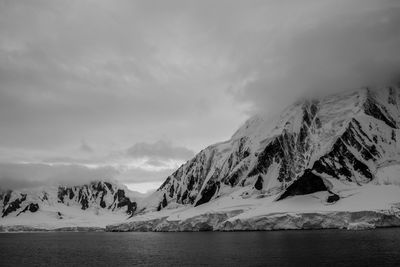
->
[0,0,400,193]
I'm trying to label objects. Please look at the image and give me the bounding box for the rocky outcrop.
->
[113,189,137,216]
[2,194,27,217]
[56,182,137,215]
[17,203,39,216]
[276,170,328,201]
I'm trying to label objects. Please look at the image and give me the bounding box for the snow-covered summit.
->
[140,86,400,214]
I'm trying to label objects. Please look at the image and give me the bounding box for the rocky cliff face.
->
[0,181,137,219]
[146,86,400,212]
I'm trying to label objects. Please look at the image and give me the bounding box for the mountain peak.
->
[0,179,138,225]
[142,86,400,213]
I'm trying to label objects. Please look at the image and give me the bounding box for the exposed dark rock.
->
[41,192,49,201]
[92,182,108,209]
[28,203,39,212]
[66,189,74,200]
[77,188,89,210]
[195,181,220,207]
[181,190,188,203]
[363,95,397,128]
[162,194,168,208]
[327,193,340,203]
[17,203,39,216]
[312,120,375,184]
[187,175,196,191]
[100,199,106,208]
[81,195,89,210]
[104,182,114,193]
[3,191,12,206]
[157,194,168,211]
[277,170,328,201]
[169,184,175,198]
[248,136,284,178]
[225,170,241,187]
[176,189,182,203]
[254,176,263,190]
[247,104,317,185]
[57,187,67,203]
[2,194,27,217]
[114,189,137,215]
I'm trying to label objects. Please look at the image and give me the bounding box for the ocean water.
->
[1,229,400,266]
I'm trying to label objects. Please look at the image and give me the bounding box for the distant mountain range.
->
[2,86,400,231]
[0,181,138,231]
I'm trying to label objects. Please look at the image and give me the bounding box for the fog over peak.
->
[0,0,399,191]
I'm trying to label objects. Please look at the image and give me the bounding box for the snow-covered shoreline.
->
[105,184,400,232]
[0,226,105,232]
[2,208,400,232]
[105,210,400,232]
[2,183,400,232]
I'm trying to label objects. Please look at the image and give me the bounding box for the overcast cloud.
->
[127,140,194,160]
[0,0,399,191]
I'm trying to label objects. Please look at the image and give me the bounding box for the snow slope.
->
[107,184,400,231]
[0,181,138,230]
[109,86,400,231]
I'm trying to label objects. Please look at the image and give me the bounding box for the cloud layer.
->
[127,140,194,160]
[0,0,399,191]
[0,163,117,190]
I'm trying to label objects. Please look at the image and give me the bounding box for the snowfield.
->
[0,205,130,231]
[106,181,400,231]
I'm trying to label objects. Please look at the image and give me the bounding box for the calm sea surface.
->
[1,229,400,266]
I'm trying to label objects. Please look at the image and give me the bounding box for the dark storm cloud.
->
[127,140,194,161]
[228,0,400,113]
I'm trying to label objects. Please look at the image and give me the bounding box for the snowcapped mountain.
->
[0,181,138,230]
[3,86,400,232]
[108,86,400,231]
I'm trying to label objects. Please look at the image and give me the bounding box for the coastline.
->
[2,209,399,233]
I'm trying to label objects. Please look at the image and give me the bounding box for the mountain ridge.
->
[105,86,400,231]
[2,86,400,231]
[140,87,400,212]
[0,180,139,230]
